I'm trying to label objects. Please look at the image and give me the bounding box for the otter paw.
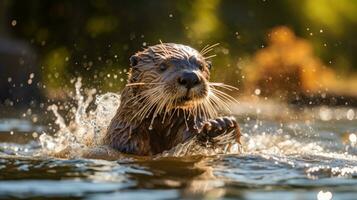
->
[199,116,238,138]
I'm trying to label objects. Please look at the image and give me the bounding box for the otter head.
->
[128,43,212,108]
[124,43,233,123]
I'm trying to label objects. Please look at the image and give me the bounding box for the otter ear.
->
[129,55,139,67]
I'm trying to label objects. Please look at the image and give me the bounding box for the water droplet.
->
[254,88,261,95]
[256,108,261,114]
[11,19,17,26]
[319,107,332,121]
[349,133,356,145]
[317,190,332,200]
[32,132,38,138]
[346,109,354,120]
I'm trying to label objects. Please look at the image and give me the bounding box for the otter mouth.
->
[176,96,192,103]
[173,87,209,108]
[175,94,206,108]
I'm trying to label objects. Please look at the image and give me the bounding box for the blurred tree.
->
[2,0,357,99]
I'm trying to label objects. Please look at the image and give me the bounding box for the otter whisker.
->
[162,101,170,123]
[126,82,165,87]
[159,40,171,58]
[211,88,238,103]
[200,43,220,56]
[126,87,159,103]
[183,109,189,130]
[130,87,164,122]
[152,94,173,126]
[126,92,152,104]
[207,89,231,111]
[197,102,209,122]
[163,97,176,123]
[130,96,155,121]
[200,44,211,55]
[209,83,240,91]
[209,94,235,113]
[168,100,179,122]
[208,93,232,114]
[202,93,219,117]
[210,87,239,104]
[194,97,208,121]
[204,54,217,60]
[145,90,165,114]
[207,94,224,113]
[138,85,172,124]
[200,43,218,55]
[154,95,167,119]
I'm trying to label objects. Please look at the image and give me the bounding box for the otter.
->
[104,43,240,156]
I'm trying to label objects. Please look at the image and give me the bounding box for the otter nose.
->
[178,71,200,89]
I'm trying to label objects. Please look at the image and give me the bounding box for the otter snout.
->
[178,71,201,89]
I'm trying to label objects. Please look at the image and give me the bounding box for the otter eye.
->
[159,63,168,72]
[206,61,212,70]
[130,55,139,67]
[189,56,205,71]
[198,62,204,71]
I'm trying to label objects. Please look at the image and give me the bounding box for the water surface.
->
[0,85,356,200]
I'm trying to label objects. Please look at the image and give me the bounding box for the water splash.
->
[39,78,120,157]
[35,77,357,176]
[38,78,241,158]
[161,131,241,157]
[237,128,357,179]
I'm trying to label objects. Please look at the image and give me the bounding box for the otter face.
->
[128,43,212,109]
[158,54,211,108]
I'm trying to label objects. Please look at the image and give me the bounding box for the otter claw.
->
[199,116,238,138]
[224,117,235,127]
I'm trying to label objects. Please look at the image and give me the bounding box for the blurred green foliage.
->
[3,0,357,95]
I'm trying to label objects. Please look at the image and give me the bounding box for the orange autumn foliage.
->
[245,26,337,100]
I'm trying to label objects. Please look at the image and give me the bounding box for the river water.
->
[0,80,356,199]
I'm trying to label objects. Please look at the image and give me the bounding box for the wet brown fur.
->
[104,43,240,155]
